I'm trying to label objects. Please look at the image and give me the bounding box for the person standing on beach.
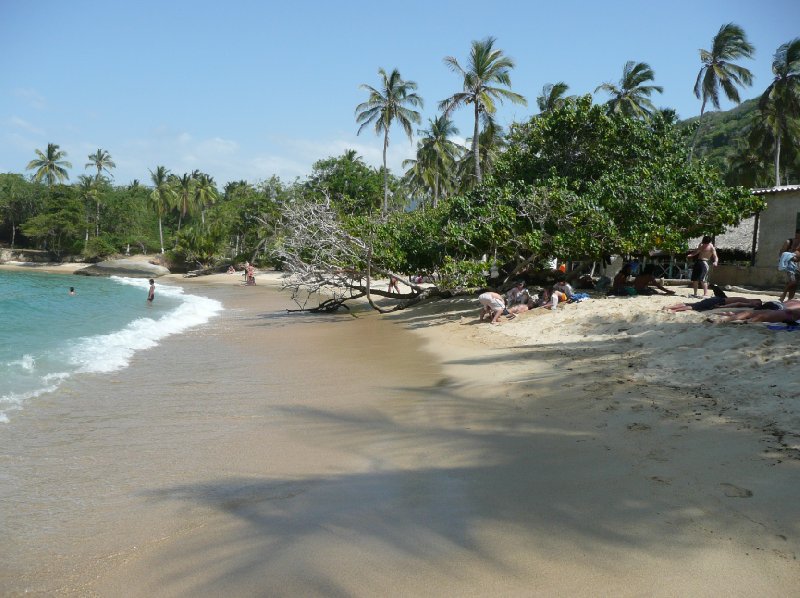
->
[778,247,800,302]
[688,236,718,297]
[147,279,155,302]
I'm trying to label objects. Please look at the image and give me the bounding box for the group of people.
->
[478,277,579,324]
[477,235,800,326]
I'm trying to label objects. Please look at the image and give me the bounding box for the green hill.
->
[679,99,759,173]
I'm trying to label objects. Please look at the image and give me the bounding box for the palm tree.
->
[595,61,663,119]
[458,119,505,190]
[85,148,115,180]
[26,143,72,186]
[149,166,174,254]
[692,23,754,155]
[537,82,570,113]
[759,38,800,186]
[76,175,98,246]
[193,172,218,226]
[439,36,526,184]
[355,67,423,215]
[172,173,195,235]
[84,149,115,236]
[414,115,463,207]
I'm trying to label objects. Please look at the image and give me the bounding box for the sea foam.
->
[0,279,223,422]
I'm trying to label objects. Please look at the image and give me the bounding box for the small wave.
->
[0,372,71,422]
[7,354,35,371]
[69,285,223,374]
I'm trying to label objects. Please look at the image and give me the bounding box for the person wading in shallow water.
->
[147,279,155,302]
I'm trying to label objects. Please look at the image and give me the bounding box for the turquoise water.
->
[0,271,222,423]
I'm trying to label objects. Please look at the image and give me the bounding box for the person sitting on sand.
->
[633,264,676,295]
[506,281,527,305]
[478,291,512,325]
[227,265,236,274]
[551,278,574,311]
[608,263,634,296]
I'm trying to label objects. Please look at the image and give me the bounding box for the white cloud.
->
[8,116,44,136]
[12,88,47,110]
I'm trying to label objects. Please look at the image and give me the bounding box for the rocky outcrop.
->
[75,259,170,278]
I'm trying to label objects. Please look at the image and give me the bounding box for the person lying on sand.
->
[664,296,766,312]
[714,308,800,324]
[633,265,676,295]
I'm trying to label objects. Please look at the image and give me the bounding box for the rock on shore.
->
[75,258,170,278]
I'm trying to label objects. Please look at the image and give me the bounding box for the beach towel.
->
[766,323,800,331]
[568,292,590,303]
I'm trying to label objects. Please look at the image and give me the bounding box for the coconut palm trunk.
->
[383,128,389,214]
[775,132,782,186]
[473,103,482,183]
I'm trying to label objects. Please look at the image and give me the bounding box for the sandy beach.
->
[1,268,798,596]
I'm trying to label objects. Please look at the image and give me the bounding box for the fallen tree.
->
[274,194,451,313]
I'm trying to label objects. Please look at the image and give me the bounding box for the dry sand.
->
[2,267,798,596]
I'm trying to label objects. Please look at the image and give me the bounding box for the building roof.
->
[753,185,800,195]
[690,217,755,252]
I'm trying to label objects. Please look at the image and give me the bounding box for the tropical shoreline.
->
[1,273,798,595]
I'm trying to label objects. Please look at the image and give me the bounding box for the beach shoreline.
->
[2,272,798,595]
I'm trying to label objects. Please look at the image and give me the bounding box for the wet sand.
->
[2,273,798,596]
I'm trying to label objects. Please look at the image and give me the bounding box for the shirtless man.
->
[778,248,800,302]
[147,279,155,302]
[688,236,718,297]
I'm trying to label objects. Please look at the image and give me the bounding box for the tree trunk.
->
[95,199,100,237]
[158,217,164,254]
[688,101,707,162]
[775,132,782,187]
[473,102,482,184]
[750,210,760,266]
[382,130,389,215]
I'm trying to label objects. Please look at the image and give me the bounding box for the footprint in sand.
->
[649,476,672,485]
[627,422,651,431]
[720,483,753,498]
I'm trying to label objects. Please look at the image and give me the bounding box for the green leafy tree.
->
[758,38,800,185]
[76,175,98,246]
[595,61,663,119]
[307,152,383,215]
[0,173,35,247]
[26,143,72,186]
[439,36,526,185]
[692,23,754,156]
[537,82,570,114]
[149,166,175,254]
[20,185,83,256]
[355,68,423,215]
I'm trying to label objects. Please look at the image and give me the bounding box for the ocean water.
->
[0,271,222,423]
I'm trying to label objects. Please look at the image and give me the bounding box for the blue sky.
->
[1,0,798,186]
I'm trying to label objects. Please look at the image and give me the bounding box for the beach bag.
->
[778,252,797,272]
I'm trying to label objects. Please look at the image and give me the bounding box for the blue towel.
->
[766,323,800,331]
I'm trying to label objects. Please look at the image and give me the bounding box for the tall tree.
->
[356,68,423,215]
[537,82,570,114]
[595,61,663,119]
[26,143,72,186]
[758,38,800,185]
[76,175,98,246]
[149,166,174,254]
[692,23,754,155]
[193,172,218,226]
[85,148,115,180]
[84,149,115,236]
[439,36,526,184]
[413,115,463,207]
[172,172,195,235]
